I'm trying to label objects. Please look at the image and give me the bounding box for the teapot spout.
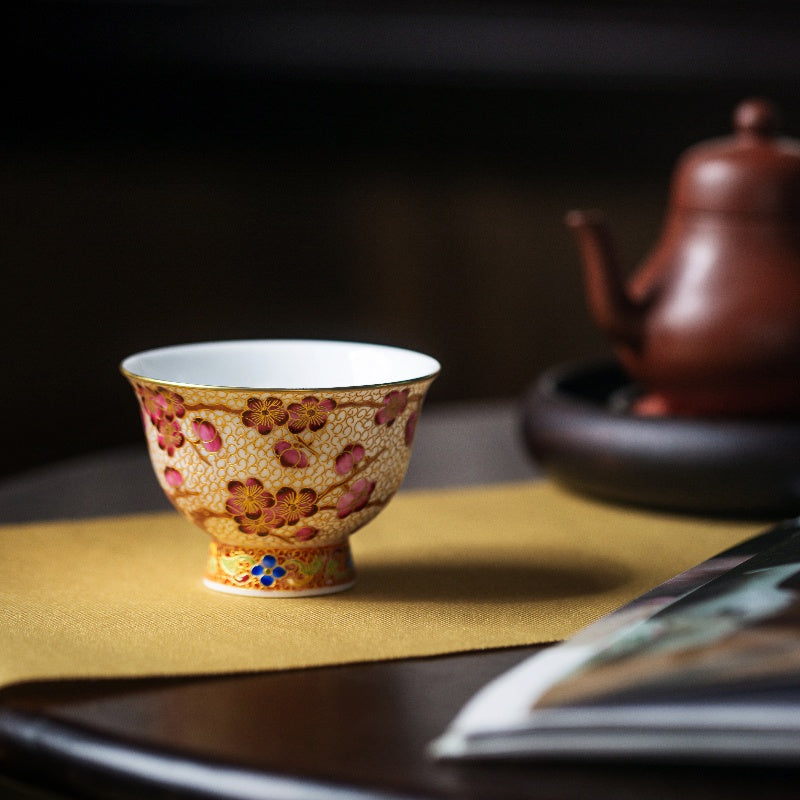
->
[565,210,644,349]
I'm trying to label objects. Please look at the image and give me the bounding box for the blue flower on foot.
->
[251,554,287,587]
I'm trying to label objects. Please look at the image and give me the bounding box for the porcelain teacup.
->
[121,340,440,596]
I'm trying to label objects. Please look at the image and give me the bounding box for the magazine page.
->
[431,517,800,762]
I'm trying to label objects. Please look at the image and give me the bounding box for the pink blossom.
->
[137,384,164,425]
[156,418,184,456]
[192,418,222,452]
[404,411,418,446]
[294,526,318,542]
[336,478,376,518]
[164,466,183,487]
[335,443,366,475]
[274,440,309,468]
[156,388,185,421]
[375,389,409,426]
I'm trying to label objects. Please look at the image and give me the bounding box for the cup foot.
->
[204,540,355,597]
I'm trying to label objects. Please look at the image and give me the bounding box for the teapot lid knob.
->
[672,98,800,216]
[734,98,780,138]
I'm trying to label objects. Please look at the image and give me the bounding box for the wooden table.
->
[1,400,797,799]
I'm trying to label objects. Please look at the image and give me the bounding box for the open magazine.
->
[430,517,800,764]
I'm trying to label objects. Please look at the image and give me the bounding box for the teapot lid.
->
[672,98,800,217]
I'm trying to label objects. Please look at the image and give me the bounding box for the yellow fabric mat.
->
[0,481,766,688]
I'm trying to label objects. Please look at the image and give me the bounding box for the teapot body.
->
[569,99,800,416]
[620,212,800,415]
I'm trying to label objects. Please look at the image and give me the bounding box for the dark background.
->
[4,1,800,479]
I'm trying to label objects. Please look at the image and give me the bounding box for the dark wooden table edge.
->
[0,645,546,800]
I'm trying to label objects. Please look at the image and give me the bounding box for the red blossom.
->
[375,389,409,426]
[272,487,318,527]
[235,513,279,536]
[287,397,336,433]
[225,478,276,520]
[242,397,288,434]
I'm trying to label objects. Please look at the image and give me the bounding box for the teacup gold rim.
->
[119,339,441,393]
[119,366,441,393]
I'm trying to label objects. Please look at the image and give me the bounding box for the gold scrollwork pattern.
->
[132,379,433,555]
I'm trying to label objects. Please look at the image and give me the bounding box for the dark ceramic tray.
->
[522,359,800,517]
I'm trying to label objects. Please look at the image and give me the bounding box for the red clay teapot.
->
[567,98,800,417]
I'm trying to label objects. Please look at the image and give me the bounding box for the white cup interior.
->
[121,340,440,389]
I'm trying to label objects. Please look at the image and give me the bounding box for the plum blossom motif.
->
[157,418,184,456]
[164,466,183,487]
[272,487,318,527]
[192,418,222,452]
[404,411,418,446]
[287,397,336,433]
[225,478,276,520]
[250,554,287,587]
[242,397,288,434]
[274,440,309,468]
[137,385,185,427]
[375,389,409,426]
[337,478,376,518]
[236,515,279,536]
[294,526,318,542]
[137,384,164,425]
[157,388,186,421]
[335,443,366,475]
